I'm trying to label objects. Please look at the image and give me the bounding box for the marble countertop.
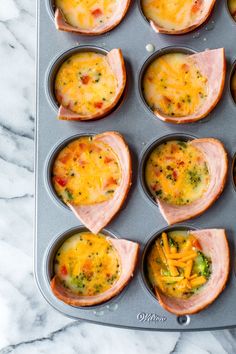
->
[1,0,236,353]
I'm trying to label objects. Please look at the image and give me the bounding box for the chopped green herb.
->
[106,190,114,194]
[65,188,73,200]
[187,169,201,187]
[177,141,187,148]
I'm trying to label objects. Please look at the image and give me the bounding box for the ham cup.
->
[144,137,228,225]
[55,49,126,121]
[51,233,139,307]
[148,229,229,315]
[54,0,131,35]
[52,131,132,234]
[142,48,226,124]
[141,0,216,35]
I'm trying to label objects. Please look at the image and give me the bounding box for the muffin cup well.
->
[138,46,197,121]
[229,59,236,106]
[44,225,125,310]
[139,133,197,207]
[140,225,197,303]
[231,152,236,192]
[45,45,109,113]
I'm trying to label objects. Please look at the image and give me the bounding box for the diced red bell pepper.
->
[104,177,117,188]
[79,143,87,150]
[60,265,68,276]
[94,101,103,109]
[81,75,90,85]
[191,0,203,13]
[173,170,178,181]
[181,63,190,72]
[91,8,103,17]
[151,183,157,191]
[58,153,71,164]
[104,156,114,164]
[192,238,202,250]
[177,160,185,167]
[55,176,67,187]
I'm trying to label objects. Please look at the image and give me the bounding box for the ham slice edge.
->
[154,229,229,315]
[68,131,132,234]
[157,138,228,225]
[153,48,226,124]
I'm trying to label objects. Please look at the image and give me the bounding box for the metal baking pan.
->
[35,0,236,330]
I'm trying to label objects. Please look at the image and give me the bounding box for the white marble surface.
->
[1,1,236,353]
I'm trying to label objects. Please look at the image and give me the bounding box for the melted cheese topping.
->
[52,136,121,205]
[141,0,204,31]
[228,0,236,20]
[55,232,121,296]
[55,52,118,116]
[231,70,236,103]
[147,231,211,299]
[145,140,210,205]
[143,53,208,117]
[55,0,119,30]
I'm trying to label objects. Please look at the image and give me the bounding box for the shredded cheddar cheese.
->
[54,232,121,296]
[55,52,118,116]
[143,53,208,117]
[145,140,210,205]
[52,136,121,205]
[141,0,204,31]
[147,231,211,299]
[55,0,119,30]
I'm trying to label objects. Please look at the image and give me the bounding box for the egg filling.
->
[55,52,118,116]
[145,140,210,205]
[54,232,121,296]
[228,0,236,21]
[147,231,211,299]
[52,136,121,205]
[231,70,236,103]
[55,0,119,30]
[141,0,204,31]
[142,53,208,117]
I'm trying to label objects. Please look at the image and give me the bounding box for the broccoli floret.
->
[194,251,211,278]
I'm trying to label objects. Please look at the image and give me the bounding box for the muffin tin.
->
[36,0,236,330]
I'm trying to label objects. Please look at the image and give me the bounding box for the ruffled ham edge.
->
[55,0,130,35]
[68,131,132,234]
[150,0,216,35]
[153,48,226,124]
[156,138,228,225]
[50,237,139,307]
[57,49,126,121]
[154,229,229,315]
